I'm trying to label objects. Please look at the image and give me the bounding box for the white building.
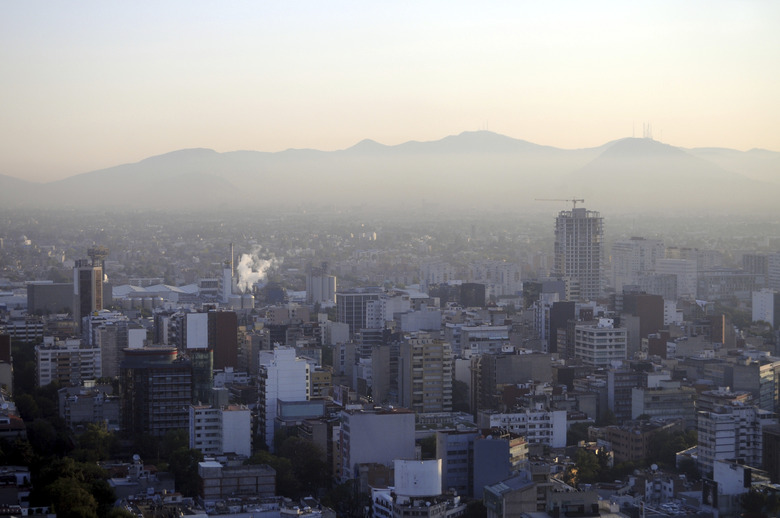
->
[189,404,253,458]
[36,336,101,387]
[470,260,523,298]
[752,289,780,328]
[258,346,309,451]
[697,403,777,476]
[611,237,665,292]
[574,318,627,367]
[372,459,465,518]
[656,259,697,299]
[486,407,567,448]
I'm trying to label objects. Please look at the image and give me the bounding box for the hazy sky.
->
[2,1,778,182]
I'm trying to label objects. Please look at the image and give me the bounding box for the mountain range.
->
[1,131,778,213]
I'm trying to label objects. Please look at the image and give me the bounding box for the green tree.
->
[168,447,204,497]
[48,478,98,518]
[277,436,330,495]
[248,450,301,498]
[567,422,590,446]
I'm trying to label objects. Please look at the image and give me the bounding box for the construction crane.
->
[535,198,585,210]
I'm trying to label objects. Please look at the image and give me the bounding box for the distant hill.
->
[2,132,776,213]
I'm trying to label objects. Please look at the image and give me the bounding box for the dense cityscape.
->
[0,202,779,517]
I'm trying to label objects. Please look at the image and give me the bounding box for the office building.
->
[573,318,627,367]
[336,288,383,337]
[398,334,452,413]
[697,402,777,477]
[189,404,252,458]
[36,336,102,387]
[120,346,192,437]
[257,346,309,451]
[553,207,604,301]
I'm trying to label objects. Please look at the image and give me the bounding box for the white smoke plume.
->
[236,246,281,293]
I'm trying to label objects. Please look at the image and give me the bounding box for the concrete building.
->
[656,259,697,299]
[306,264,337,304]
[610,237,664,292]
[58,384,120,431]
[198,459,275,501]
[26,281,73,315]
[398,334,453,414]
[372,459,466,518]
[336,287,383,337]
[73,253,106,331]
[36,336,102,387]
[208,310,238,370]
[697,402,777,477]
[473,432,528,499]
[553,207,604,301]
[573,318,627,367]
[339,407,415,482]
[470,352,553,413]
[258,346,309,451]
[120,346,192,437]
[189,404,252,458]
[606,367,649,424]
[482,408,567,448]
[631,380,697,428]
[753,289,780,329]
[436,429,480,497]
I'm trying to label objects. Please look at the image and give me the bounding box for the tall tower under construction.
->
[553,208,603,301]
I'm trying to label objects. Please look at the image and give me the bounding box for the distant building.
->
[26,282,73,315]
[553,207,604,301]
[611,237,664,292]
[73,257,105,331]
[752,289,780,329]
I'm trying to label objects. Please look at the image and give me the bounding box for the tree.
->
[168,447,204,497]
[48,478,98,518]
[248,450,301,498]
[277,436,330,495]
[564,449,601,486]
[567,422,590,446]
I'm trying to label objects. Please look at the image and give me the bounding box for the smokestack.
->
[230,243,234,277]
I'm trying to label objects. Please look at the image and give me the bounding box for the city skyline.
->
[1,1,778,182]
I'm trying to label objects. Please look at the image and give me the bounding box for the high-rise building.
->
[398,334,452,413]
[553,208,604,301]
[336,288,383,337]
[257,346,309,451]
[120,346,192,437]
[73,259,103,330]
[209,310,238,370]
